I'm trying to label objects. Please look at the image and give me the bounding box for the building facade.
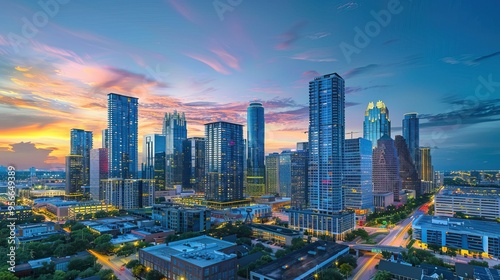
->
[70,129,93,186]
[163,111,187,188]
[152,205,211,233]
[65,155,83,195]
[279,150,292,197]
[205,122,244,202]
[246,102,266,197]
[142,134,166,190]
[183,137,206,193]
[90,148,108,201]
[434,187,500,220]
[372,135,402,201]
[402,113,419,163]
[363,100,391,148]
[101,179,154,209]
[265,153,280,195]
[290,149,309,209]
[108,93,138,179]
[418,147,434,194]
[394,135,421,196]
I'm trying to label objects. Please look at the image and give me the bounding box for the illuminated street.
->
[88,249,135,280]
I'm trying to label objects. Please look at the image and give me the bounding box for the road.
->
[88,249,135,280]
[351,201,430,280]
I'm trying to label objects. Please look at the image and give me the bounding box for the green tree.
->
[132,264,146,277]
[493,264,500,269]
[468,260,489,267]
[98,269,115,280]
[0,271,18,280]
[117,243,136,256]
[52,270,66,280]
[374,270,392,280]
[339,263,353,277]
[275,249,287,258]
[146,270,164,280]
[94,234,113,253]
[94,210,108,219]
[381,250,392,260]
[317,267,343,280]
[337,254,357,269]
[126,259,140,269]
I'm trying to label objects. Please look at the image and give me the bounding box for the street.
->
[88,249,135,280]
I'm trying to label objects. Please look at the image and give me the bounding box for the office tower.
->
[246,102,266,197]
[142,134,167,190]
[363,101,391,148]
[102,129,109,149]
[70,128,93,185]
[373,135,402,201]
[279,151,292,197]
[102,179,154,210]
[163,111,187,188]
[183,137,206,193]
[90,148,108,200]
[343,138,374,216]
[394,135,421,196]
[402,113,419,163]
[290,149,309,209]
[265,153,280,195]
[65,155,83,195]
[419,147,434,194]
[289,73,355,239]
[297,142,309,151]
[205,122,244,202]
[108,93,138,179]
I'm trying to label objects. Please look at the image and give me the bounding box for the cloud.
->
[337,2,359,12]
[291,49,337,62]
[0,142,56,170]
[345,102,361,107]
[184,53,231,74]
[210,48,240,71]
[307,32,331,40]
[343,64,380,78]
[346,85,390,94]
[441,51,500,66]
[266,107,309,123]
[250,81,284,95]
[167,0,198,23]
[275,21,307,50]
[182,101,219,107]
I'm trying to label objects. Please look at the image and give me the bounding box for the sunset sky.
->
[0,0,499,171]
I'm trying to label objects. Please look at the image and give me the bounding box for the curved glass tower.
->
[363,100,391,148]
[246,102,265,196]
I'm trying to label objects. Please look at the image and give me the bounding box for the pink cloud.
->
[167,0,198,23]
[184,53,231,74]
[210,48,240,70]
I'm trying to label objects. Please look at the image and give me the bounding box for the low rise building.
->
[412,215,500,257]
[373,192,394,209]
[131,227,174,243]
[44,200,115,221]
[0,205,32,220]
[152,205,211,233]
[139,235,238,279]
[287,209,355,240]
[377,260,423,280]
[250,241,349,280]
[434,186,500,220]
[250,224,302,246]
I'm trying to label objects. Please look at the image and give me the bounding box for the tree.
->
[0,271,19,280]
[468,260,489,267]
[291,238,306,250]
[339,263,353,278]
[493,264,500,269]
[132,264,146,277]
[94,210,108,219]
[94,234,113,253]
[318,267,343,280]
[126,259,140,269]
[381,250,392,260]
[337,254,357,269]
[146,270,164,280]
[117,243,136,257]
[428,243,441,253]
[374,270,392,280]
[98,269,115,280]
[275,249,287,258]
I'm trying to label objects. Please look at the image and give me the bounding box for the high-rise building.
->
[65,155,83,195]
[183,137,206,193]
[343,138,374,216]
[288,72,355,239]
[102,129,109,149]
[373,135,402,201]
[205,122,244,202]
[297,142,309,151]
[142,134,166,190]
[246,102,266,197]
[265,153,280,195]
[363,101,391,148]
[102,179,154,210]
[290,149,308,209]
[402,113,419,163]
[163,111,187,188]
[394,135,421,196]
[108,93,138,179]
[90,148,108,200]
[419,147,434,194]
[70,129,93,185]
[278,151,292,197]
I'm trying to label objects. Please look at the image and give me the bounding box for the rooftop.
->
[378,260,423,280]
[141,235,236,267]
[110,233,143,245]
[438,186,500,199]
[413,215,500,237]
[17,222,56,229]
[252,241,349,280]
[251,224,301,237]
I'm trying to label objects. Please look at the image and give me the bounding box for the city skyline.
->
[0,1,500,171]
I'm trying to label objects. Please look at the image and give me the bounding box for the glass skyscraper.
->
[70,128,93,186]
[65,155,83,195]
[183,137,206,193]
[278,150,292,197]
[343,138,374,214]
[363,100,391,148]
[107,93,138,179]
[402,113,419,163]
[265,153,280,195]
[373,135,402,201]
[308,73,345,213]
[163,111,187,188]
[90,148,108,200]
[246,102,266,196]
[205,121,244,202]
[290,148,308,209]
[142,134,166,190]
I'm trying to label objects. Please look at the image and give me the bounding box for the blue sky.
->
[0,0,499,170]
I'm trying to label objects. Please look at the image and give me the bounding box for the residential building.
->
[152,205,211,233]
[183,137,206,193]
[163,110,187,188]
[65,155,83,195]
[102,179,154,210]
[205,122,244,202]
[102,128,108,149]
[70,128,93,186]
[363,100,391,148]
[418,147,434,194]
[279,150,292,197]
[142,134,166,190]
[246,102,266,197]
[373,135,402,201]
[265,153,280,195]
[402,113,419,163]
[89,148,108,200]
[108,93,138,179]
[377,260,423,280]
[290,149,308,209]
[250,224,301,246]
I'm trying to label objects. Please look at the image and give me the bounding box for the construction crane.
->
[347,131,360,139]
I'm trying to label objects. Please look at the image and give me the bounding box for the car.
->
[120,265,125,271]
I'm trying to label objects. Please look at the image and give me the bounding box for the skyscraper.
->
[246,102,266,197]
[70,129,93,186]
[183,137,206,193]
[278,150,292,197]
[90,148,108,200]
[290,148,308,209]
[102,129,109,149]
[288,72,355,239]
[419,147,434,194]
[65,155,83,195]
[142,134,166,190]
[402,113,419,163]
[363,101,391,148]
[108,93,138,179]
[373,135,402,201]
[205,122,244,202]
[343,138,374,216]
[394,135,421,196]
[265,153,280,195]
[163,111,187,188]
